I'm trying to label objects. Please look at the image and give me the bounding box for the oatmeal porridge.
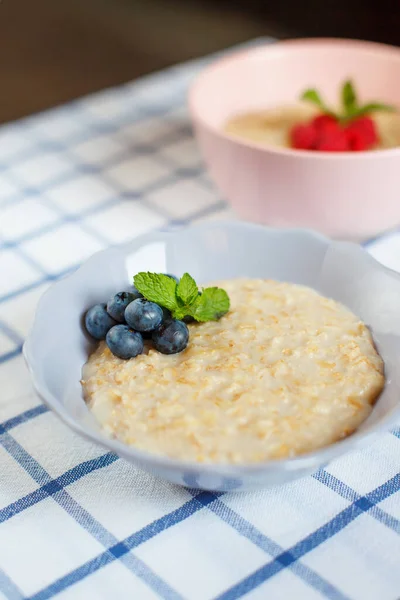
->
[82,278,384,463]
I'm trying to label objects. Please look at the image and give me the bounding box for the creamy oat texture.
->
[224,104,400,149]
[82,279,384,463]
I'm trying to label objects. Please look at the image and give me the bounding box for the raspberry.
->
[290,123,317,150]
[291,113,378,152]
[345,116,378,147]
[345,128,368,151]
[316,130,350,152]
[311,115,339,134]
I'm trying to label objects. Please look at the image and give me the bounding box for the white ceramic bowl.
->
[24,222,400,491]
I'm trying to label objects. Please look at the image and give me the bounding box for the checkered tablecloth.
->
[1,46,400,600]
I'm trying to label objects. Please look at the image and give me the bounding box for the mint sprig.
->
[301,89,336,117]
[133,272,230,322]
[190,287,231,322]
[177,273,198,306]
[301,79,396,123]
[133,272,178,311]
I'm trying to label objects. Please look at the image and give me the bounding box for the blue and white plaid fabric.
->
[1,47,400,600]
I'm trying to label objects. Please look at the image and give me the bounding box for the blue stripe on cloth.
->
[26,492,216,600]
[0,116,159,176]
[0,199,225,311]
[4,115,207,237]
[0,425,353,600]
[196,495,350,600]
[0,568,24,600]
[2,396,398,537]
[314,470,400,535]
[0,440,353,600]
[11,246,49,276]
[0,187,372,255]
[0,124,196,214]
[0,199,119,250]
[0,453,118,524]
[362,227,400,249]
[0,265,76,305]
[0,405,48,434]
[0,138,206,243]
[13,171,117,251]
[0,99,188,178]
[0,320,24,345]
[0,432,182,600]
[0,181,221,255]
[0,347,23,365]
[214,473,400,600]
[0,455,348,599]
[0,403,397,595]
[0,405,399,599]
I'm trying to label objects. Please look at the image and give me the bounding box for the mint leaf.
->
[177,273,198,305]
[172,306,189,321]
[301,81,397,123]
[342,80,358,116]
[191,287,230,322]
[353,102,397,118]
[134,272,178,311]
[301,89,335,116]
[340,101,397,123]
[134,272,230,323]
[301,89,324,109]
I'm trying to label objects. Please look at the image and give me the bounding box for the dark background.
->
[2,0,399,123]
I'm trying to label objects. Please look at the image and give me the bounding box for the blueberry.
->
[85,304,117,340]
[140,309,169,339]
[152,320,189,354]
[106,291,137,322]
[106,325,144,359]
[125,298,163,332]
[165,273,179,283]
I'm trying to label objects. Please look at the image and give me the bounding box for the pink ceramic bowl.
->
[189,39,400,240]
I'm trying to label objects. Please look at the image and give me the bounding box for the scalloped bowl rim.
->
[23,221,400,476]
